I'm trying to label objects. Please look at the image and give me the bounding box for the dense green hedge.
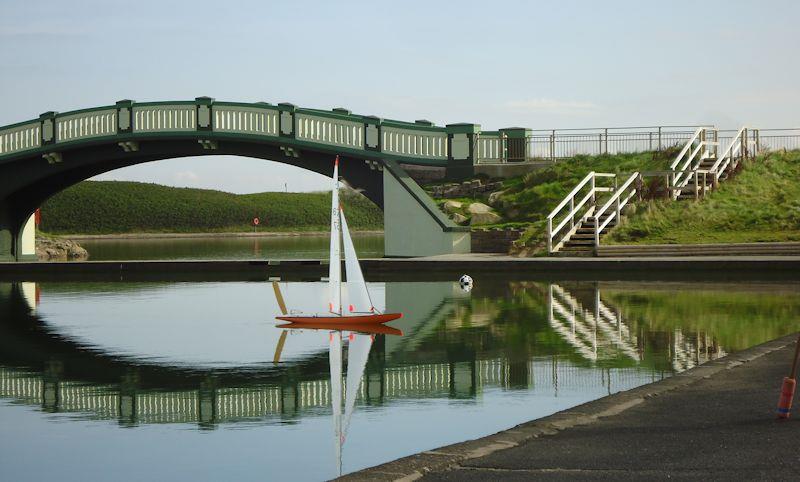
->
[40,181,383,234]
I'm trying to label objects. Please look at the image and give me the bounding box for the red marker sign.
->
[253,217,260,226]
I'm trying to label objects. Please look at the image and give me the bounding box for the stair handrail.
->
[670,127,717,199]
[546,172,615,253]
[593,172,639,247]
[708,127,747,183]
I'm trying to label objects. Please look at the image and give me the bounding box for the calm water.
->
[79,234,385,261]
[1,279,799,481]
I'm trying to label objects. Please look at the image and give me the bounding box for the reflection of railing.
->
[0,351,659,426]
[671,330,726,372]
[547,284,640,362]
[546,283,728,372]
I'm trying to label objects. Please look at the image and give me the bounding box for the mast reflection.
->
[275,322,402,477]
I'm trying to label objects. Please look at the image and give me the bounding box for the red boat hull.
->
[276,312,402,325]
[276,321,403,336]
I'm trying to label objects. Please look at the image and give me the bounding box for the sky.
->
[1,0,797,193]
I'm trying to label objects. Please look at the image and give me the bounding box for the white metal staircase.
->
[546,126,760,254]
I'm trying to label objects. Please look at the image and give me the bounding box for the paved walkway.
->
[342,334,800,481]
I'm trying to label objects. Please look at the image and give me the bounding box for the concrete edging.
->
[339,333,798,481]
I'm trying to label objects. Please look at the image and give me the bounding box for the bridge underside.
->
[0,137,469,260]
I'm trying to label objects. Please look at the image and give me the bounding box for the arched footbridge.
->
[0,97,515,260]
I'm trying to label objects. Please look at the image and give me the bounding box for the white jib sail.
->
[329,159,342,315]
[340,209,374,313]
[329,331,343,476]
[342,333,373,446]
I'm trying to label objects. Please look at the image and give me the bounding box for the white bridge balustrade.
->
[133,104,197,132]
[296,112,364,150]
[213,104,279,136]
[381,126,448,160]
[56,109,117,143]
[0,122,40,156]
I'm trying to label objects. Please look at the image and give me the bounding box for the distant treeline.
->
[40,181,383,234]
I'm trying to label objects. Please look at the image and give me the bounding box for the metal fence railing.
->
[476,126,800,164]
[754,128,800,152]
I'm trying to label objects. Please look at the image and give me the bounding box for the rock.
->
[443,186,460,197]
[470,211,502,226]
[451,213,468,225]
[36,236,88,261]
[467,202,492,214]
[487,190,506,206]
[443,200,463,213]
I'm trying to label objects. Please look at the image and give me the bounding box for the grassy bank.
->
[608,150,800,244]
[40,181,383,235]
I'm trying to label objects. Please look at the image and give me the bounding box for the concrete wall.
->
[383,160,470,257]
[475,160,553,179]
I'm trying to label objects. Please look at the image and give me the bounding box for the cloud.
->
[504,98,600,115]
[174,170,200,183]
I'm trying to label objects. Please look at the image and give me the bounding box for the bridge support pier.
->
[0,201,36,262]
[382,160,470,257]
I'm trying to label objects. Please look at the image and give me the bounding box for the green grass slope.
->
[40,181,383,234]
[433,151,675,251]
[608,150,800,244]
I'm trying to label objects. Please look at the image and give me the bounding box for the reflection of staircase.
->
[671,330,726,372]
[547,284,640,362]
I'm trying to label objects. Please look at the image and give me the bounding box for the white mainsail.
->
[329,158,342,315]
[340,209,374,313]
[329,331,343,476]
[342,333,373,446]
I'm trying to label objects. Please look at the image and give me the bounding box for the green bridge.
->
[0,97,540,261]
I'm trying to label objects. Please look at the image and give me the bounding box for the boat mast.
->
[329,156,342,315]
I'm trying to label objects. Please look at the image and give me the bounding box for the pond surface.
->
[1,279,799,481]
[78,233,385,261]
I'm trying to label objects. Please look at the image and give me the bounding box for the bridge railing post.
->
[195,96,214,132]
[363,115,381,152]
[446,123,480,180]
[277,103,296,138]
[38,111,57,146]
[115,100,134,134]
[499,127,532,162]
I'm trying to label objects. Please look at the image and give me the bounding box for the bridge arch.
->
[0,98,474,260]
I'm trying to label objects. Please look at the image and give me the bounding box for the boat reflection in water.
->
[274,321,402,477]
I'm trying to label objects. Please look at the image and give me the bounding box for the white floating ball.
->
[459,274,473,292]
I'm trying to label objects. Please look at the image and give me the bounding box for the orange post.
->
[777,333,800,419]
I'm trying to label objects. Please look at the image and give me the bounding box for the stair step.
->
[564,239,596,246]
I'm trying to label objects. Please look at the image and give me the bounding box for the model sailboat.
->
[276,156,403,325]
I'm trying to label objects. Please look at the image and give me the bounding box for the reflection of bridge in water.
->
[0,356,657,427]
[547,282,726,371]
[0,283,708,426]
